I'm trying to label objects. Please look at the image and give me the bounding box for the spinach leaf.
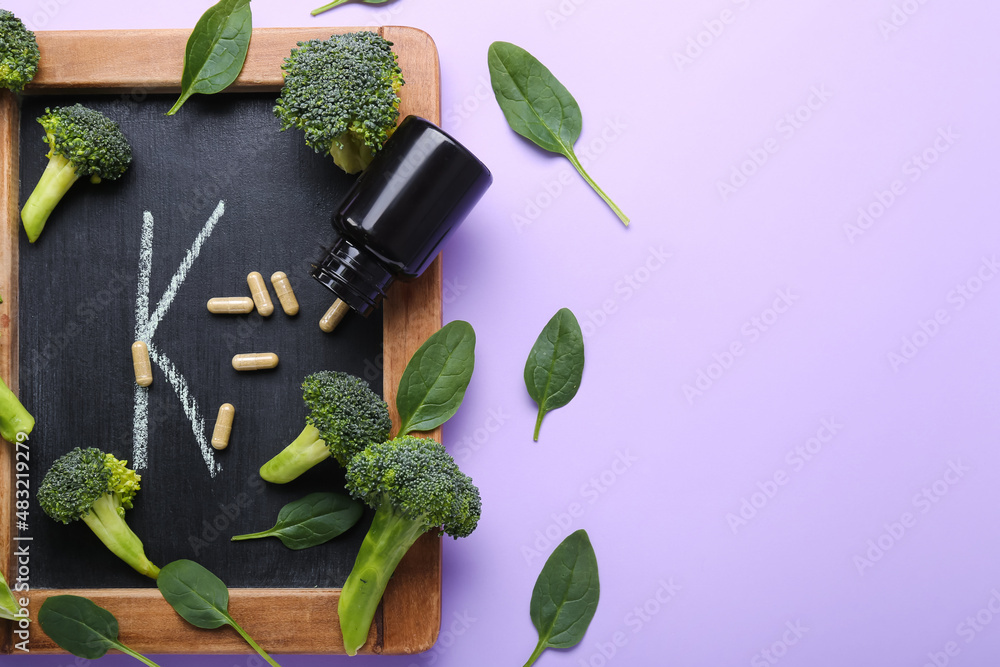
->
[231,492,362,549]
[488,41,629,226]
[157,560,281,667]
[38,595,161,666]
[396,320,476,436]
[311,0,393,16]
[523,308,584,441]
[523,530,600,667]
[167,0,252,116]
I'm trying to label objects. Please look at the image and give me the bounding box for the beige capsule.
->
[232,353,279,371]
[247,271,274,316]
[131,341,153,387]
[319,299,350,333]
[211,403,235,450]
[207,297,255,314]
[270,271,300,316]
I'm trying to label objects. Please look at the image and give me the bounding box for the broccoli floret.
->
[338,436,481,655]
[37,447,159,579]
[0,375,33,444]
[20,104,132,243]
[0,10,39,93]
[259,371,391,484]
[273,31,404,174]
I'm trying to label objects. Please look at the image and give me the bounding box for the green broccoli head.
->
[273,31,404,174]
[37,448,138,523]
[259,371,391,484]
[37,448,158,579]
[0,9,39,93]
[38,104,132,183]
[20,104,132,243]
[345,435,482,538]
[338,436,481,654]
[304,370,392,466]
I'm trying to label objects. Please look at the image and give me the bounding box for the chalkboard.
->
[19,91,382,589]
[1,27,445,655]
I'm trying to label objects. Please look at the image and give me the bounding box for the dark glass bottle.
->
[312,116,493,316]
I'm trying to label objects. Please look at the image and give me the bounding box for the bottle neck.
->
[311,236,394,317]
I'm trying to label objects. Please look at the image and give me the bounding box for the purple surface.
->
[4,0,1000,665]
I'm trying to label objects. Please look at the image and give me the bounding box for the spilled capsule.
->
[207,297,255,314]
[247,271,274,316]
[319,299,350,333]
[270,271,299,316]
[211,403,235,450]
[131,341,153,387]
[232,353,279,371]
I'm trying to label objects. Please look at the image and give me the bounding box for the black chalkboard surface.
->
[19,93,383,589]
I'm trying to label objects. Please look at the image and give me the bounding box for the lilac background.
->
[4,0,1000,665]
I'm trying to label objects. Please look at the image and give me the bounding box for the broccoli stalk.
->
[21,153,83,238]
[337,499,434,652]
[273,31,404,174]
[0,9,39,93]
[20,104,132,243]
[0,375,33,444]
[0,570,21,621]
[37,448,159,579]
[260,424,328,484]
[259,371,391,484]
[330,125,377,175]
[338,436,481,655]
[80,492,159,579]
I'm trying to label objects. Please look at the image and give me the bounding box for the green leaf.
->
[158,560,282,667]
[167,0,252,116]
[311,0,393,16]
[157,560,230,629]
[38,596,118,659]
[487,41,628,226]
[231,492,363,550]
[396,320,476,436]
[38,596,161,667]
[523,308,584,441]
[523,530,600,667]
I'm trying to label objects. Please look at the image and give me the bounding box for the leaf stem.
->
[565,150,629,226]
[166,92,192,116]
[226,617,282,667]
[311,0,350,15]
[522,639,547,667]
[533,407,544,442]
[114,642,162,667]
[230,530,274,542]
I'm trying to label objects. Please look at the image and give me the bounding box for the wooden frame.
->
[0,26,443,655]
